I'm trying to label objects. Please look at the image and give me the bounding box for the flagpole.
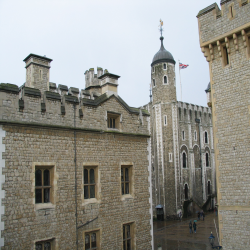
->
[178,60,182,102]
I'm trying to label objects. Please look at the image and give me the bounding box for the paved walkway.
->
[153,213,220,250]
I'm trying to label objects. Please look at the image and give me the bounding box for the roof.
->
[98,72,120,79]
[151,37,175,66]
[81,93,150,116]
[23,53,53,62]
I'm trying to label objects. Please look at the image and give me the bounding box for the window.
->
[184,184,188,200]
[229,6,233,18]
[164,115,167,126]
[194,131,197,141]
[84,167,96,199]
[163,76,167,84]
[152,79,155,87]
[189,110,192,120]
[223,46,229,66]
[182,131,185,140]
[169,153,172,162]
[163,63,166,69]
[35,168,51,204]
[208,181,211,195]
[121,167,131,195]
[182,152,187,168]
[204,131,208,143]
[84,231,100,250]
[152,66,155,73]
[107,112,120,129]
[206,153,209,167]
[39,69,42,80]
[123,223,134,250]
[36,239,54,250]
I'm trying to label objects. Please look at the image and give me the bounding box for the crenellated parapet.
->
[0,54,149,136]
[177,101,211,124]
[197,0,250,62]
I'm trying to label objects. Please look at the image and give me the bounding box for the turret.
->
[151,36,176,105]
[23,54,53,93]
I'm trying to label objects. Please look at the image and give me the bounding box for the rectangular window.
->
[223,46,229,66]
[169,153,172,162]
[121,167,130,195]
[84,230,100,250]
[182,131,185,140]
[153,79,155,87]
[35,167,53,204]
[123,223,134,250]
[84,167,97,199]
[107,112,120,129]
[35,239,54,250]
[194,131,197,141]
[164,115,167,126]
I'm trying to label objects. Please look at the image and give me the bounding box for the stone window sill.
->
[35,202,55,211]
[121,194,133,201]
[82,198,100,206]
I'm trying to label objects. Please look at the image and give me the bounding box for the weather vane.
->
[159,19,164,37]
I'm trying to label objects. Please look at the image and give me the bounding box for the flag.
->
[179,63,189,69]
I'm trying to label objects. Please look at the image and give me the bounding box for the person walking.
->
[193,221,197,233]
[198,211,200,221]
[189,220,193,234]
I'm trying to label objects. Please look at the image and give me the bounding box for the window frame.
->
[35,238,55,250]
[82,163,99,205]
[121,163,134,200]
[122,222,135,250]
[163,75,168,85]
[163,63,167,70]
[107,112,120,130]
[33,162,57,211]
[35,168,51,204]
[152,78,156,87]
[83,229,100,250]
[182,152,187,168]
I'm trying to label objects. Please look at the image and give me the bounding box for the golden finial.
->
[159,19,163,36]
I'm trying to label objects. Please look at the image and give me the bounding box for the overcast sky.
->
[0,0,221,108]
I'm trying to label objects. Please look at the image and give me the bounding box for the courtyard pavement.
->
[153,212,220,250]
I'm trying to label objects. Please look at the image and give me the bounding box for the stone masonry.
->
[197,0,250,249]
[0,54,153,249]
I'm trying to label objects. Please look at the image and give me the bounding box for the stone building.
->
[197,0,250,249]
[143,36,216,218]
[0,54,153,249]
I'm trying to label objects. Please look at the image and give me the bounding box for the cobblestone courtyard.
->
[154,213,220,250]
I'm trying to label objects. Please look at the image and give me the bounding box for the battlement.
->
[177,101,211,124]
[197,0,250,47]
[0,54,149,136]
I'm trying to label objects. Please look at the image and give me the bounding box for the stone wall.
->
[197,0,250,248]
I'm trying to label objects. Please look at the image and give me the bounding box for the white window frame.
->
[163,75,168,85]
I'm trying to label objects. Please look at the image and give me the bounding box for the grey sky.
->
[0,0,220,108]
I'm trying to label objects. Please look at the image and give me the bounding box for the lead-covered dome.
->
[151,37,175,66]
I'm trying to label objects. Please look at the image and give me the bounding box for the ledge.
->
[0,83,19,94]
[0,120,150,138]
[58,84,68,92]
[197,3,218,18]
[35,202,55,211]
[64,95,79,104]
[23,87,41,98]
[45,91,61,101]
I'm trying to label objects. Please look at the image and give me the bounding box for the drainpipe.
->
[195,119,203,203]
[73,101,78,249]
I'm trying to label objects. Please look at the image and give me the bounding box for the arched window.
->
[206,153,209,167]
[182,152,186,168]
[184,184,188,200]
[208,181,211,195]
[204,131,208,143]
[163,63,166,69]
[164,76,167,84]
